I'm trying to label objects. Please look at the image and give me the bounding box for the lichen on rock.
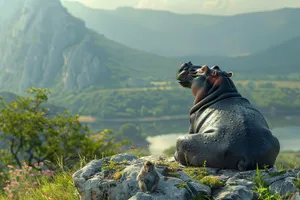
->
[72,154,300,200]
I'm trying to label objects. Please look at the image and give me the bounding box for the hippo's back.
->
[192,97,280,169]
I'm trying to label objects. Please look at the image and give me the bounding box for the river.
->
[147,126,300,155]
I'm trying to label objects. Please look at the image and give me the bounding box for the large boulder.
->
[72,154,300,200]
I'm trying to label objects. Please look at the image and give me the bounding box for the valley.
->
[0,1,299,199]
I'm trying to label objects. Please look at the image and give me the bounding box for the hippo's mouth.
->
[177,62,203,89]
[178,80,192,88]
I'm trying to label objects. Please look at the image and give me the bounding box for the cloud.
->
[68,0,300,15]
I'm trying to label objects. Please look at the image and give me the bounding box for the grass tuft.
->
[175,182,188,189]
[269,170,286,177]
[253,165,281,200]
[200,176,224,189]
[295,180,300,189]
[0,172,78,200]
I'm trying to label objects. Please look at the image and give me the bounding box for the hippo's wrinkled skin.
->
[174,62,280,170]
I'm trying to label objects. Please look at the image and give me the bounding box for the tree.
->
[259,82,276,89]
[140,106,149,117]
[118,124,148,147]
[0,88,126,169]
[246,81,256,90]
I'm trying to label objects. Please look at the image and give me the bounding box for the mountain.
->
[0,0,178,94]
[181,36,300,74]
[62,2,300,57]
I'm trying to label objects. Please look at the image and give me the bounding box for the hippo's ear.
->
[227,72,233,77]
[212,65,220,70]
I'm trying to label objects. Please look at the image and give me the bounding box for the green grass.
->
[183,167,209,181]
[200,176,224,189]
[102,159,127,180]
[275,151,300,170]
[0,151,298,199]
[0,172,78,200]
[296,180,300,189]
[175,182,188,189]
[269,170,286,177]
[155,160,181,178]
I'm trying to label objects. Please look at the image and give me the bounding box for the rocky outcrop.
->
[72,154,300,200]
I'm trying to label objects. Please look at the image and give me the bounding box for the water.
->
[147,126,300,155]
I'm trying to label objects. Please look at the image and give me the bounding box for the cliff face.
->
[0,0,176,94]
[1,0,75,91]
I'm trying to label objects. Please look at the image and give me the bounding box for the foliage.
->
[102,160,125,171]
[268,170,286,177]
[1,162,55,199]
[0,88,127,170]
[163,146,176,157]
[175,182,188,189]
[0,171,77,200]
[275,151,300,170]
[296,180,300,189]
[183,168,208,182]
[118,124,147,145]
[200,176,224,189]
[125,147,150,158]
[253,166,281,200]
[52,82,300,123]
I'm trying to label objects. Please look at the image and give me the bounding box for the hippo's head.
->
[177,62,235,105]
[176,62,203,88]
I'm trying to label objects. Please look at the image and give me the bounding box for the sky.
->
[66,0,300,15]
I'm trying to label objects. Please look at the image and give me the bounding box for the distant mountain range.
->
[0,0,299,98]
[63,2,300,57]
[179,36,300,74]
[0,0,177,94]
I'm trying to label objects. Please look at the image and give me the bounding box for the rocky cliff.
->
[0,0,176,94]
[73,154,300,200]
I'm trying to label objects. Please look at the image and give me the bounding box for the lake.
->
[147,126,300,155]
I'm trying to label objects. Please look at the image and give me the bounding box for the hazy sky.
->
[65,0,300,15]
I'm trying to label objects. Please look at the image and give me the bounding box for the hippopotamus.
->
[174,62,280,170]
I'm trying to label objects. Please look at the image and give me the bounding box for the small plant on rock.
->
[183,160,208,181]
[295,180,300,189]
[268,170,286,177]
[102,159,127,180]
[175,182,188,189]
[200,176,224,189]
[156,160,181,178]
[253,165,281,200]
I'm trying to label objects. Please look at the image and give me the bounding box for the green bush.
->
[0,88,127,171]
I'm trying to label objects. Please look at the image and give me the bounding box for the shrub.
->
[0,88,128,171]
